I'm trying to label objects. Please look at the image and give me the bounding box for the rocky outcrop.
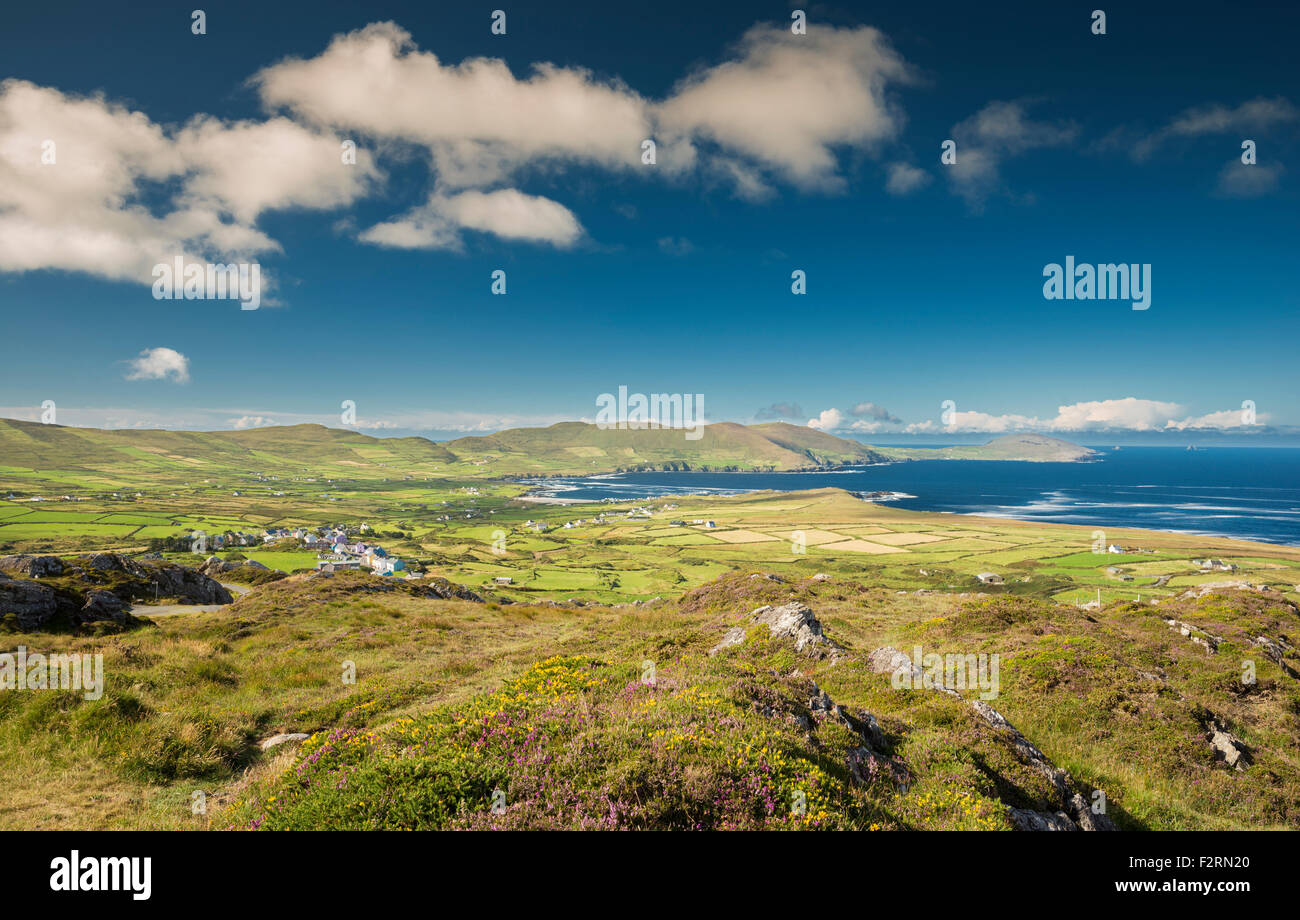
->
[711,602,844,660]
[805,681,906,788]
[869,645,1118,831]
[0,554,65,578]
[0,573,59,630]
[0,553,231,631]
[1251,635,1299,679]
[969,700,1116,830]
[1164,618,1221,654]
[147,564,232,604]
[417,577,485,603]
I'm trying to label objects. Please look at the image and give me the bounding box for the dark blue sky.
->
[1,1,1296,442]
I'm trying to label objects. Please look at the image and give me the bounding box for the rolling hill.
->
[0,418,457,483]
[444,420,891,473]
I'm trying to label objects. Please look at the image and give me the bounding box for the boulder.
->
[750,602,843,659]
[1206,721,1251,770]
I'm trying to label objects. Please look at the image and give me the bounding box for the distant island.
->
[881,433,1100,464]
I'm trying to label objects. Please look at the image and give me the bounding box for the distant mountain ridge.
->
[444,421,892,473]
[0,418,1096,480]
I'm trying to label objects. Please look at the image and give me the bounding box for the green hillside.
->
[444,420,891,473]
[0,418,456,484]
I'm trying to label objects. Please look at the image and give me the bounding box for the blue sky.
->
[0,0,1296,444]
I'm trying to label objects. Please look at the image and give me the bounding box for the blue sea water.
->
[524,448,1300,546]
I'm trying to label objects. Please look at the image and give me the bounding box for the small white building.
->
[976,572,1003,585]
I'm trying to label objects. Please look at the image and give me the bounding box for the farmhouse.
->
[976,572,1004,585]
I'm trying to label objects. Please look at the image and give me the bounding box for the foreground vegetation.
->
[2,568,1297,830]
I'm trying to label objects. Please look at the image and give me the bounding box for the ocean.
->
[522,447,1300,546]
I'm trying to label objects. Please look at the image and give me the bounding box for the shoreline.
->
[509,478,1300,549]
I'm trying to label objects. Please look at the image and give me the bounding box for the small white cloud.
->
[807,408,845,431]
[360,188,582,250]
[1216,160,1283,198]
[884,162,929,195]
[657,236,694,256]
[945,101,1077,207]
[228,415,275,429]
[1134,97,1299,159]
[125,347,190,383]
[808,407,902,433]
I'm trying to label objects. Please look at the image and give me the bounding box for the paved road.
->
[129,582,250,618]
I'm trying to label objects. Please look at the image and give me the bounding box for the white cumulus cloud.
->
[125,347,190,383]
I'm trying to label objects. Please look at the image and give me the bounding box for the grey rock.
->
[0,573,59,629]
[0,554,65,578]
[709,626,747,656]
[1010,809,1078,832]
[80,589,128,623]
[1206,721,1251,770]
[749,602,843,659]
[260,732,311,751]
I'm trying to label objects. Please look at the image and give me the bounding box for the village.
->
[258,523,412,576]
